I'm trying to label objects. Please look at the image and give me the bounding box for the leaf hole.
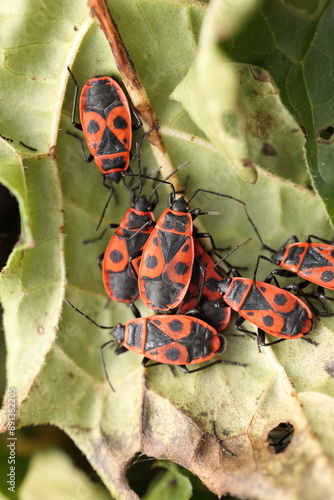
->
[267,422,294,454]
[127,453,161,497]
[0,183,20,270]
[316,125,334,144]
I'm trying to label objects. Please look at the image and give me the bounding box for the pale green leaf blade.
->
[142,462,192,500]
[0,1,334,500]
[221,0,334,221]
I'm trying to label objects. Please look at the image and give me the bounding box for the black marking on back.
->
[101,157,126,172]
[284,245,305,266]
[87,120,100,134]
[225,280,249,305]
[299,246,333,271]
[174,262,189,276]
[97,126,127,155]
[158,230,188,265]
[162,212,189,233]
[165,348,182,361]
[109,249,123,263]
[282,302,311,337]
[142,275,184,309]
[241,286,272,311]
[121,228,151,256]
[145,320,214,361]
[113,115,128,130]
[108,269,138,301]
[85,83,120,114]
[168,319,183,332]
[127,321,143,348]
[274,294,287,305]
[145,255,158,269]
[127,212,152,230]
[321,270,334,282]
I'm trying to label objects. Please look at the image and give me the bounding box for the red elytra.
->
[80,76,133,180]
[179,239,231,332]
[137,183,257,313]
[111,314,225,365]
[272,239,334,290]
[101,196,155,304]
[138,197,195,311]
[217,276,313,344]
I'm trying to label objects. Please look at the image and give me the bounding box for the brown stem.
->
[88,0,182,191]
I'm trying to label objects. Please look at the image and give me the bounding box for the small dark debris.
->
[73,25,78,31]
[300,125,307,138]
[248,65,272,83]
[242,158,253,167]
[267,422,294,454]
[325,361,334,378]
[261,143,277,156]
[167,478,178,487]
[0,134,13,142]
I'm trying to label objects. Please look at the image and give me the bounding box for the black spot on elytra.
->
[101,156,126,171]
[274,294,287,305]
[331,250,334,258]
[87,120,100,134]
[260,286,266,292]
[321,270,334,282]
[153,237,159,246]
[182,244,190,252]
[153,319,161,325]
[263,315,274,327]
[175,262,188,276]
[166,347,181,361]
[145,255,158,269]
[247,312,254,316]
[168,320,183,332]
[113,115,128,129]
[110,249,123,263]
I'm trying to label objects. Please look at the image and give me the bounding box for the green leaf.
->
[142,462,192,500]
[1,1,334,499]
[18,449,112,500]
[221,0,334,222]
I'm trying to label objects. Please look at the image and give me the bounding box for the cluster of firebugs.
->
[65,68,334,389]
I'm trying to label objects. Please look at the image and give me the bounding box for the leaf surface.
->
[0,1,334,499]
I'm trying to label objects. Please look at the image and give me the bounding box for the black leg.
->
[129,302,141,318]
[114,345,129,356]
[177,358,246,374]
[83,223,118,244]
[100,340,116,392]
[67,66,83,131]
[234,316,256,340]
[95,188,116,231]
[317,285,334,303]
[64,298,114,330]
[97,252,105,268]
[141,357,161,368]
[283,282,333,317]
[306,234,334,244]
[66,131,94,162]
[117,220,155,241]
